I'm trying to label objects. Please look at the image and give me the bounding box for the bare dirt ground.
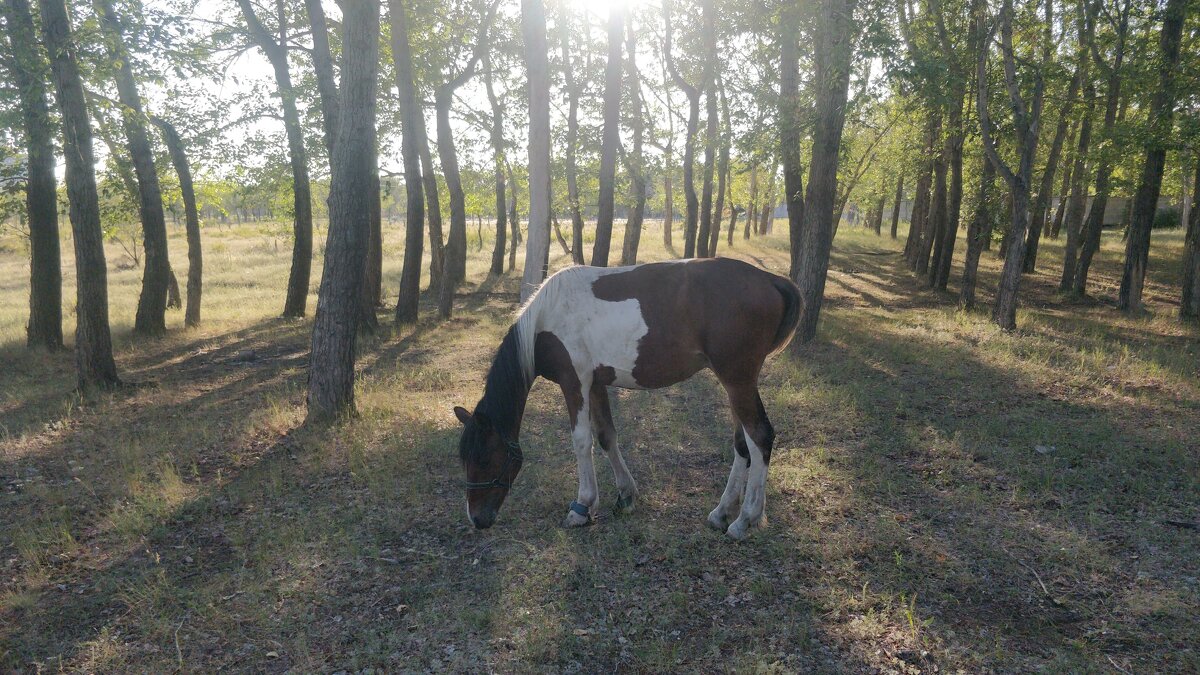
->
[1,222,1197,672]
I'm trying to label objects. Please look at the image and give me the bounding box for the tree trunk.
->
[306,0,378,424]
[696,7,718,259]
[708,83,730,257]
[304,0,338,158]
[151,117,202,327]
[960,153,995,309]
[1073,1,1130,297]
[389,0,424,324]
[39,0,120,390]
[508,164,520,271]
[1060,90,1094,290]
[5,0,62,349]
[664,0,700,258]
[918,147,946,277]
[792,0,857,346]
[931,97,965,290]
[746,163,758,240]
[781,0,805,277]
[485,57,507,276]
[437,95,468,317]
[620,18,646,266]
[889,174,903,239]
[1182,162,1200,318]
[98,0,170,336]
[1024,69,1082,273]
[418,137,445,293]
[521,0,552,300]
[237,0,313,318]
[904,113,938,265]
[873,193,885,235]
[558,1,586,264]
[1118,0,1186,312]
[593,3,624,267]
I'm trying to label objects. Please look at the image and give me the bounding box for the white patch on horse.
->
[726,430,767,540]
[708,449,748,531]
[515,266,650,390]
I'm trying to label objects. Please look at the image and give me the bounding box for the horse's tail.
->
[768,274,803,357]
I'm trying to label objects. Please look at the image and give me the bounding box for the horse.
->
[453,257,802,540]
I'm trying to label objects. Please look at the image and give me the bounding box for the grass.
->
[1,215,1198,672]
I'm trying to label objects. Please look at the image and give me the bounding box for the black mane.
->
[460,325,531,463]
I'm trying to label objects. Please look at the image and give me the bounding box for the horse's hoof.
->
[563,508,592,528]
[725,518,754,540]
[707,509,730,532]
[613,491,636,515]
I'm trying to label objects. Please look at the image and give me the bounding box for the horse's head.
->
[454,406,522,529]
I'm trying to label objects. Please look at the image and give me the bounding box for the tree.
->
[620,14,647,266]
[97,0,171,336]
[4,0,62,350]
[780,0,804,277]
[557,0,585,264]
[151,117,202,327]
[437,0,501,317]
[236,0,314,318]
[889,174,903,238]
[663,0,701,258]
[1117,0,1188,312]
[696,0,718,258]
[959,152,996,309]
[977,0,1053,331]
[1182,163,1200,318]
[306,0,380,423]
[593,2,624,267]
[484,53,507,276]
[390,0,425,324]
[521,0,552,300]
[792,0,859,345]
[39,0,120,390]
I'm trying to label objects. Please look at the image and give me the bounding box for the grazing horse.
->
[453,257,801,540]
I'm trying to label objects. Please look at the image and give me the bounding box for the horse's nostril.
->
[472,514,494,529]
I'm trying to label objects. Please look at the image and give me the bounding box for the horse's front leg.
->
[562,372,598,527]
[590,381,638,514]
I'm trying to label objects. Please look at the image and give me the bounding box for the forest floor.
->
[1,219,1198,673]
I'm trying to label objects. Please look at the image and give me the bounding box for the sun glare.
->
[568,0,644,19]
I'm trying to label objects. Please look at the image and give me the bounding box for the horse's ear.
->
[453,406,472,425]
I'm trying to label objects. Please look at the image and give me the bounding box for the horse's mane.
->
[513,269,563,384]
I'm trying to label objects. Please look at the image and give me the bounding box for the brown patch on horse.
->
[592,258,798,388]
[536,331,583,428]
[593,365,617,386]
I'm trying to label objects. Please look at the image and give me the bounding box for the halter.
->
[463,435,523,490]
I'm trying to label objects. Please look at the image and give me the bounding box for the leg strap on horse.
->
[568,500,590,518]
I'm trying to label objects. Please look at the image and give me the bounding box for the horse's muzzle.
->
[471,509,496,529]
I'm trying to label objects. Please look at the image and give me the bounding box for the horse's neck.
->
[477,328,534,441]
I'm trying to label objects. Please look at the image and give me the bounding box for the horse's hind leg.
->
[721,383,775,541]
[707,427,750,531]
[590,382,638,514]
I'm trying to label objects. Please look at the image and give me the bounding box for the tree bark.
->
[780,0,805,277]
[959,152,995,309]
[507,163,520,272]
[696,0,718,258]
[889,174,904,239]
[1073,0,1131,297]
[904,113,938,266]
[237,0,313,318]
[5,0,62,349]
[593,3,624,267]
[621,18,646,266]
[39,0,120,390]
[151,117,202,327]
[521,0,552,300]
[1023,68,1082,273]
[484,56,507,276]
[792,0,857,346]
[1060,85,1094,289]
[557,1,586,264]
[306,0,378,424]
[418,136,445,293]
[872,193,885,235]
[1182,162,1200,318]
[746,163,758,240]
[98,0,170,336]
[389,0,424,324]
[1118,0,1186,312]
[663,0,700,258]
[708,80,730,257]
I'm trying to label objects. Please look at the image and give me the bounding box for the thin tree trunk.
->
[1182,162,1200,318]
[1118,0,1186,312]
[151,117,202,327]
[237,0,313,318]
[620,17,646,266]
[904,113,938,265]
[746,163,758,240]
[932,97,965,289]
[5,0,62,349]
[485,56,507,276]
[558,1,586,264]
[389,0,424,324]
[98,0,170,335]
[873,193,885,235]
[419,137,444,293]
[889,174,904,239]
[39,0,120,389]
[664,0,700,258]
[708,80,730,257]
[792,0,857,346]
[1024,69,1082,273]
[521,0,552,299]
[696,0,718,258]
[781,0,805,277]
[960,152,996,309]
[306,0,378,424]
[918,148,946,277]
[1060,90,1094,289]
[508,164,520,272]
[593,3,624,267]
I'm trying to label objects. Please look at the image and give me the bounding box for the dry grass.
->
[1,216,1198,673]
